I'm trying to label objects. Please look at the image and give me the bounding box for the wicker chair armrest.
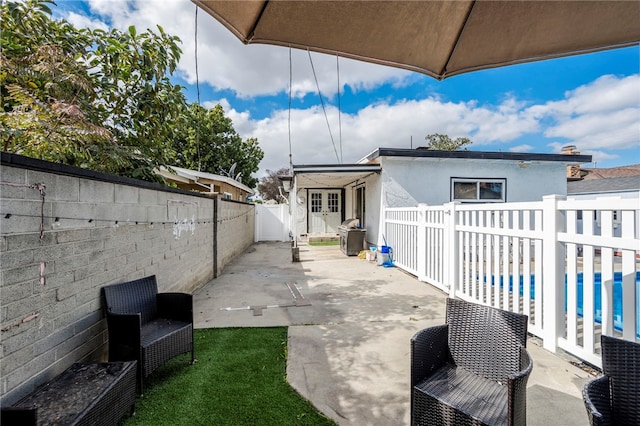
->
[106,312,141,361]
[583,375,612,426]
[509,346,533,382]
[157,292,193,323]
[411,324,450,388]
[507,346,533,425]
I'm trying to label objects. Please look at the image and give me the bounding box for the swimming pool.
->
[480,271,640,338]
[573,271,640,336]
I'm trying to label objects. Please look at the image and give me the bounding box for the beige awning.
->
[193,0,639,80]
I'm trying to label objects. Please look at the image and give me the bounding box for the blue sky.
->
[54,0,640,177]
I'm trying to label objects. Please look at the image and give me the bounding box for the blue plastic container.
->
[378,246,394,267]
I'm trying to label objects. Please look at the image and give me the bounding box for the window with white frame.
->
[451,178,506,202]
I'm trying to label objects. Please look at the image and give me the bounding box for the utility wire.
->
[288,47,293,172]
[307,49,340,163]
[0,211,251,225]
[194,4,202,171]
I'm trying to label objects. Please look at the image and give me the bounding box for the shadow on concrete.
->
[194,241,593,426]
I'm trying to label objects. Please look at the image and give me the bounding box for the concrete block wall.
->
[216,199,255,274]
[0,153,254,404]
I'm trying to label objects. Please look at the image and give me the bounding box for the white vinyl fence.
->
[384,195,640,367]
[255,204,290,242]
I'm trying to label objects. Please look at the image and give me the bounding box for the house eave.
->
[293,164,382,174]
[163,166,255,195]
[359,148,592,164]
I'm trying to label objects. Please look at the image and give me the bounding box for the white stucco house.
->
[289,148,592,249]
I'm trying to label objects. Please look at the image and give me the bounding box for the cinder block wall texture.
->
[0,154,255,403]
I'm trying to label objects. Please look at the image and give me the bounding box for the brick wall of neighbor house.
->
[0,154,255,404]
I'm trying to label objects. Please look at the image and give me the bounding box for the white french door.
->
[308,190,342,235]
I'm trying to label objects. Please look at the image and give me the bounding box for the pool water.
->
[480,271,640,338]
[573,272,640,336]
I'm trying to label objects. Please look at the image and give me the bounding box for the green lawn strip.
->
[125,327,336,426]
[308,240,339,246]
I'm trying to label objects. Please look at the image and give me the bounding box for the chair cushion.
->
[140,318,191,348]
[414,363,508,426]
[140,319,192,377]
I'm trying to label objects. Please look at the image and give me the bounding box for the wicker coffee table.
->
[2,361,136,426]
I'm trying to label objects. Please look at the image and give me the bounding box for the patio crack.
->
[220,282,311,316]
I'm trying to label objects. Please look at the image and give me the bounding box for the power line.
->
[288,47,293,172]
[307,49,340,163]
[194,4,202,171]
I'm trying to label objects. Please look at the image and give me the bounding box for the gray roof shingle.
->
[568,175,640,194]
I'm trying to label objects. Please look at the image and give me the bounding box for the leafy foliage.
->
[171,104,263,189]
[420,133,472,151]
[1,0,114,167]
[257,167,290,202]
[1,0,263,185]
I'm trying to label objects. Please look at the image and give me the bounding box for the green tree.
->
[257,167,290,202]
[1,0,187,181]
[172,103,264,189]
[421,133,472,151]
[89,24,187,180]
[1,0,113,165]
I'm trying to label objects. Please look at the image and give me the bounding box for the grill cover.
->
[339,219,365,256]
[340,218,360,229]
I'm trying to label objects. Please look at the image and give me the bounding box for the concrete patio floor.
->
[193,241,594,426]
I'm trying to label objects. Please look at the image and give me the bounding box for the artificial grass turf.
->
[124,327,336,426]
[308,240,339,246]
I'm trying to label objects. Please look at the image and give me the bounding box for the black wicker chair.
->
[582,335,640,425]
[102,275,194,393]
[411,298,533,426]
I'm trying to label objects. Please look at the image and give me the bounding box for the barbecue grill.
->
[338,219,366,256]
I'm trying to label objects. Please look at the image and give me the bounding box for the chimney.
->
[562,145,582,180]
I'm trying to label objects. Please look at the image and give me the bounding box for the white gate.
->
[255,204,290,242]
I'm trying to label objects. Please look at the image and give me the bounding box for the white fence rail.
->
[384,195,640,367]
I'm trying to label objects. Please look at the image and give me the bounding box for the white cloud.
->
[544,107,640,150]
[218,73,638,177]
[250,73,638,176]
[563,74,640,115]
[65,11,109,31]
[242,97,545,177]
[76,0,411,99]
[202,99,229,111]
[467,102,540,144]
[530,75,640,152]
[509,144,535,153]
[57,1,640,179]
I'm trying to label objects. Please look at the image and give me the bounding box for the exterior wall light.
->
[279,175,293,192]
